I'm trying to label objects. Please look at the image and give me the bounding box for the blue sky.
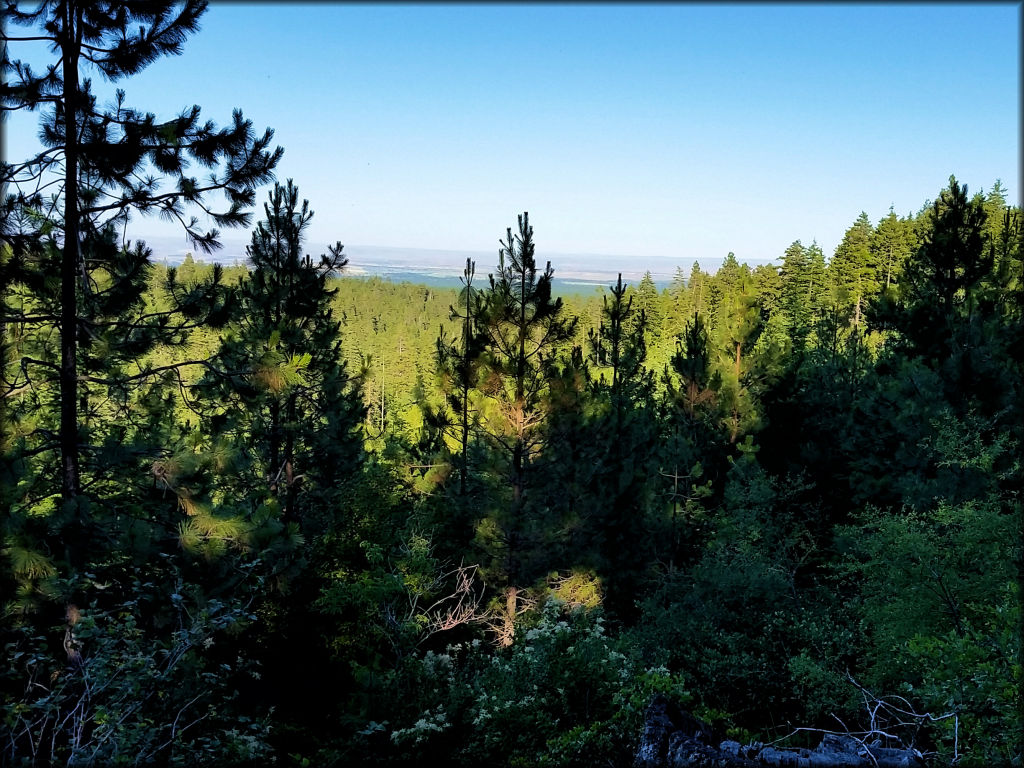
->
[4,3,1020,268]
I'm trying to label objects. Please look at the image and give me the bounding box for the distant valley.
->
[143,235,767,292]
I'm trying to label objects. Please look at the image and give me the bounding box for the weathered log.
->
[634,698,925,768]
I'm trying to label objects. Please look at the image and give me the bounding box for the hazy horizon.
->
[146,235,762,287]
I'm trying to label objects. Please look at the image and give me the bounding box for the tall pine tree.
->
[585,275,657,617]
[197,180,363,535]
[2,0,280,503]
[472,213,575,636]
[829,211,878,326]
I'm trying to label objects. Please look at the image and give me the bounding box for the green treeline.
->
[2,3,1021,767]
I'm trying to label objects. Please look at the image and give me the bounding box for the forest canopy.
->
[1,2,1021,767]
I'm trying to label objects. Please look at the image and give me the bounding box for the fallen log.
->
[634,696,926,768]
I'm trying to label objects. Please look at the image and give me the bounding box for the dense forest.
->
[1,3,1021,767]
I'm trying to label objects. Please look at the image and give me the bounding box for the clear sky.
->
[4,3,1021,268]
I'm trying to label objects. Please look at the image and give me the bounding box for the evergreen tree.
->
[780,240,812,346]
[584,276,657,616]
[783,239,828,342]
[896,176,991,363]
[589,275,650,402]
[705,280,724,333]
[536,343,593,564]
[431,258,482,497]
[716,268,764,442]
[2,0,281,502]
[198,180,363,533]
[632,270,663,350]
[751,262,783,321]
[829,211,878,326]
[715,251,744,298]
[658,313,721,567]
[871,206,914,291]
[688,261,709,318]
[1,4,283,761]
[981,179,1009,245]
[990,207,1022,326]
[665,315,719,422]
[805,240,828,315]
[472,213,576,630]
[0,0,276,654]
[665,265,692,338]
[989,207,1024,434]
[706,253,745,337]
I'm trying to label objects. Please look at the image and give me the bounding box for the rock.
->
[634,700,755,767]
[720,741,743,757]
[667,730,753,767]
[634,695,680,768]
[633,698,926,768]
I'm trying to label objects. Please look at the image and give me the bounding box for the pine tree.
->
[981,179,1009,245]
[536,343,594,568]
[715,251,744,298]
[989,207,1023,430]
[688,261,709,318]
[752,263,782,319]
[197,180,363,533]
[2,0,281,502]
[780,240,811,345]
[0,0,278,620]
[829,212,878,326]
[665,265,692,338]
[991,207,1022,321]
[871,206,914,291]
[897,176,991,362]
[885,176,1012,426]
[806,240,827,312]
[589,275,649,401]
[432,258,482,497]
[705,280,724,334]
[585,274,657,616]
[659,313,721,567]
[716,268,763,443]
[472,213,576,628]
[633,270,664,350]
[666,315,719,420]
[1,4,284,761]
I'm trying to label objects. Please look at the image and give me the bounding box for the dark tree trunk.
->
[60,6,82,502]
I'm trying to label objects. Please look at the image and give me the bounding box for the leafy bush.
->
[341,597,688,767]
[839,499,1022,766]
[1,594,270,766]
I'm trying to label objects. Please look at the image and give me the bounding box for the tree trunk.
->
[458,258,474,497]
[283,392,297,525]
[514,253,527,504]
[499,585,518,647]
[60,7,83,502]
[268,398,281,484]
[731,341,742,443]
[460,376,470,496]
